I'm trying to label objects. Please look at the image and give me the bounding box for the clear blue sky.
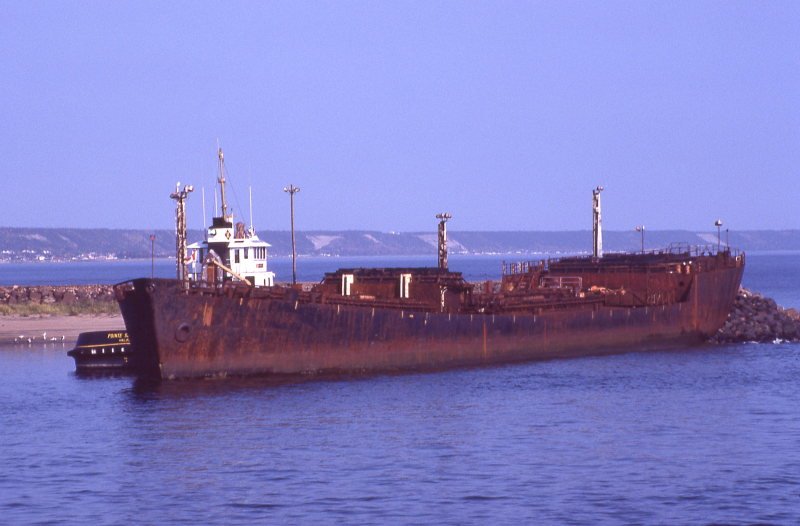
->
[2,1,798,233]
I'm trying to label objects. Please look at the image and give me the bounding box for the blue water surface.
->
[1,254,799,524]
[1,342,799,525]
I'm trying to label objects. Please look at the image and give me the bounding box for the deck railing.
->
[503,245,744,276]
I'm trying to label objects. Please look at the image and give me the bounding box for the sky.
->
[1,1,798,233]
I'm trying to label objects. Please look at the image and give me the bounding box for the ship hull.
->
[70,354,130,371]
[67,330,133,373]
[116,262,743,380]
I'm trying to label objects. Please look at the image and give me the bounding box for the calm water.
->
[1,254,799,524]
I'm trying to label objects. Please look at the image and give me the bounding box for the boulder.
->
[711,287,800,344]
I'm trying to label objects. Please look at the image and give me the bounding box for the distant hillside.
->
[1,227,798,261]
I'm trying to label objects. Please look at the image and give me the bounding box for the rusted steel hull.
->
[115,260,743,380]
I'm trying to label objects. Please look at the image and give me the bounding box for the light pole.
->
[635,225,645,254]
[714,219,723,252]
[283,184,300,285]
[150,234,156,278]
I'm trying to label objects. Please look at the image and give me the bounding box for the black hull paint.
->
[67,330,132,372]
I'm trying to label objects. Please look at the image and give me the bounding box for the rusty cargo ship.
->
[114,152,745,380]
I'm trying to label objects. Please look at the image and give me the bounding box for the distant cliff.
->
[1,227,799,261]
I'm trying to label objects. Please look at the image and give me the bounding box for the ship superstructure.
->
[187,149,275,287]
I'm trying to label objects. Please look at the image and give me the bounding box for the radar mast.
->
[217,148,230,220]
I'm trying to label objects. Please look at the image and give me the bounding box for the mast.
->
[170,182,194,282]
[436,212,452,271]
[217,148,229,220]
[592,186,604,258]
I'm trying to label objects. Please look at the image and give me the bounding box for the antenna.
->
[202,187,207,237]
[214,139,219,219]
[214,187,218,216]
[248,163,254,235]
[249,186,254,235]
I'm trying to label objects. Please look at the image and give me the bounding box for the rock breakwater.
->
[0,285,116,306]
[711,288,800,343]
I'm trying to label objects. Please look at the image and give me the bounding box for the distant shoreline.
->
[2,227,800,261]
[2,249,800,266]
[0,250,800,266]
